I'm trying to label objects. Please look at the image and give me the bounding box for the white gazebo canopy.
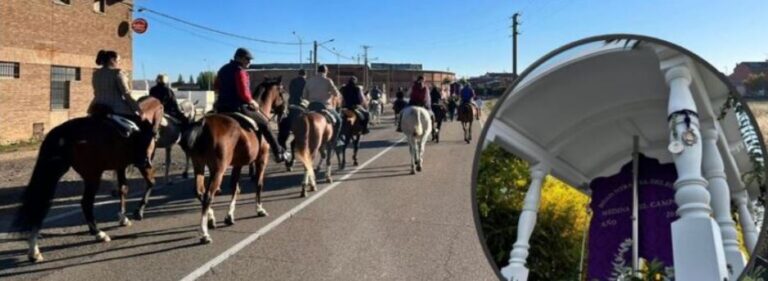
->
[485,36,766,281]
[486,39,761,199]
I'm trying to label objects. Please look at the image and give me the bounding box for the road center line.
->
[179,136,406,281]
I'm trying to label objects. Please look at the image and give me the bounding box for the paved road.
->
[0,110,497,281]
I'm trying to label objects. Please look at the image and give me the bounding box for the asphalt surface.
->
[0,110,497,281]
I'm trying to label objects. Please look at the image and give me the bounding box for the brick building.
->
[729,61,768,97]
[247,63,455,100]
[0,0,133,144]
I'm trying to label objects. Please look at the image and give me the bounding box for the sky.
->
[132,0,768,81]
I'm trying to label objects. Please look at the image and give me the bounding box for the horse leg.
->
[182,154,191,179]
[299,149,313,197]
[326,143,333,184]
[133,166,156,220]
[164,147,172,185]
[224,166,241,225]
[193,159,205,201]
[353,135,360,166]
[253,157,269,217]
[409,138,417,175]
[27,230,43,262]
[286,139,295,172]
[116,169,132,227]
[200,164,224,244]
[82,174,111,242]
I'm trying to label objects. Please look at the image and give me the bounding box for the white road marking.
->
[179,136,406,281]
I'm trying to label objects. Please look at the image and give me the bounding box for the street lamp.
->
[332,47,340,85]
[313,38,335,74]
[292,31,303,70]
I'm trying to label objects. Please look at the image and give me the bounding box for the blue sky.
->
[132,0,767,81]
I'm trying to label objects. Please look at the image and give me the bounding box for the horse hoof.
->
[132,210,144,221]
[28,252,44,263]
[287,167,293,172]
[353,161,358,166]
[208,219,217,229]
[309,184,317,192]
[200,236,212,244]
[416,165,422,172]
[410,169,416,175]
[327,177,333,184]
[224,215,235,226]
[119,217,132,227]
[96,231,111,243]
[256,209,269,217]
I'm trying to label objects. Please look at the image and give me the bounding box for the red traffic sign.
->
[131,18,148,34]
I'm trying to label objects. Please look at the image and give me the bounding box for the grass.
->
[0,139,41,154]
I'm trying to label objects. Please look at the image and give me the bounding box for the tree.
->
[176,74,184,85]
[196,71,216,91]
[442,77,452,85]
[745,73,768,95]
[188,75,194,85]
[477,143,590,281]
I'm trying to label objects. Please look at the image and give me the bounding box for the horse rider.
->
[340,76,370,134]
[303,65,342,145]
[213,47,290,162]
[88,49,155,169]
[369,85,383,103]
[278,69,307,148]
[460,83,481,120]
[396,76,434,132]
[149,74,187,124]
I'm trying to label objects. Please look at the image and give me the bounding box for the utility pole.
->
[511,13,521,77]
[362,45,370,89]
[313,40,319,74]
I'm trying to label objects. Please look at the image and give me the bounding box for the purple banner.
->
[586,154,677,280]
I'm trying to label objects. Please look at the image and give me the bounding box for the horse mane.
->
[254,76,282,103]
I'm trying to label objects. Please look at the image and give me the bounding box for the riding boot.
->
[257,123,289,163]
[362,111,370,134]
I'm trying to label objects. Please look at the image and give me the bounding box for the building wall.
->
[248,67,455,101]
[0,0,133,144]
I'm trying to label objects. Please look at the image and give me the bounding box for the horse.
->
[457,102,476,144]
[431,102,447,143]
[400,106,432,174]
[154,99,197,185]
[447,97,457,122]
[338,108,364,169]
[392,99,407,128]
[285,95,341,197]
[369,98,383,126]
[11,98,164,262]
[182,77,283,244]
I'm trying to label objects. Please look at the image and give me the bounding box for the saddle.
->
[106,114,141,138]
[220,112,260,133]
[161,114,182,127]
[307,102,337,125]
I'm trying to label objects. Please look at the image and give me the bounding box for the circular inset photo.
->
[472,34,768,281]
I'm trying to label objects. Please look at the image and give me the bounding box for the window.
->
[0,61,20,79]
[54,0,71,5]
[93,0,105,13]
[51,66,80,109]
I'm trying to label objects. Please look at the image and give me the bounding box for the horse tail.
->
[180,118,209,153]
[12,124,73,234]
[414,109,424,137]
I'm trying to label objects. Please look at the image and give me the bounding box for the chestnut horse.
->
[286,96,341,197]
[11,97,163,262]
[182,77,283,244]
[457,103,476,143]
[338,108,365,169]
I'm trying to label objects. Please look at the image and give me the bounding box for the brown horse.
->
[457,103,476,143]
[182,77,283,244]
[338,108,364,169]
[11,97,163,262]
[287,109,334,197]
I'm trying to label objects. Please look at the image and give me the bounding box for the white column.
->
[734,189,758,253]
[702,128,746,278]
[501,164,548,281]
[665,65,729,280]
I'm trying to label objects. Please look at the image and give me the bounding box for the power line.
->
[134,6,308,46]
[319,44,356,61]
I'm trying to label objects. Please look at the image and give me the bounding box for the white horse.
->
[400,106,432,174]
[369,99,383,126]
[154,99,197,185]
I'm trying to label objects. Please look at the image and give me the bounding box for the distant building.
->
[0,0,133,144]
[729,61,768,97]
[467,72,517,95]
[247,63,455,100]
